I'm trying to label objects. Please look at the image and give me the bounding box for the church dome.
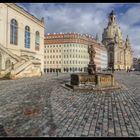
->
[103,25,123,40]
[102,10,123,42]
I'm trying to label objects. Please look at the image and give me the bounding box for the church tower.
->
[102,10,133,70]
[108,10,117,26]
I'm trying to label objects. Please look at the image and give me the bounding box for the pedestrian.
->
[56,69,58,77]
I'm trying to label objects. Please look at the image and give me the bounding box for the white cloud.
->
[120,6,140,26]
[17,3,140,57]
[118,5,140,57]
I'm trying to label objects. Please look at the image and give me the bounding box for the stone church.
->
[0,3,45,79]
[102,10,133,70]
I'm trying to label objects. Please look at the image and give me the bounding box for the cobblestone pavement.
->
[0,72,140,137]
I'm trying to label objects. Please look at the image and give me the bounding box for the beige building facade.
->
[0,3,45,79]
[102,10,133,70]
[44,32,108,73]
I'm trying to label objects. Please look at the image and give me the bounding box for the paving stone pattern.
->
[0,72,140,137]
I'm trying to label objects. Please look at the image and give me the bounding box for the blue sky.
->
[17,3,140,57]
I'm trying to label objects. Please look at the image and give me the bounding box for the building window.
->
[35,31,40,51]
[10,19,18,45]
[24,26,30,48]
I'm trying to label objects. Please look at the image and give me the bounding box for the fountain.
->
[65,44,120,91]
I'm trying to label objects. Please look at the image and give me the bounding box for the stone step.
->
[0,43,21,62]
[14,61,32,75]
[14,60,26,70]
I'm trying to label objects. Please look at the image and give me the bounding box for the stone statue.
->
[88,44,96,64]
[88,44,96,75]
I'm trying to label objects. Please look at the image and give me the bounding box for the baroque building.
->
[102,10,133,70]
[0,3,45,79]
[44,32,107,73]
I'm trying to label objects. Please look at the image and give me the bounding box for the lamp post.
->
[56,64,58,77]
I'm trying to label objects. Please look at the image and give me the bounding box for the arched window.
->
[35,31,40,51]
[24,26,30,48]
[10,19,18,45]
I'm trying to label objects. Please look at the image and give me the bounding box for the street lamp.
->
[56,64,58,77]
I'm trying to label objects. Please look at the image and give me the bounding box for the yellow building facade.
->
[0,3,45,79]
[102,10,133,70]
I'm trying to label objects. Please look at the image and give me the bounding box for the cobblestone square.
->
[0,71,140,137]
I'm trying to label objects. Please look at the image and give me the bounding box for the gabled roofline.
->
[5,3,45,28]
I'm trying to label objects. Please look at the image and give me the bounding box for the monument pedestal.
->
[70,73,114,87]
[88,63,96,75]
[71,73,96,86]
[65,72,119,91]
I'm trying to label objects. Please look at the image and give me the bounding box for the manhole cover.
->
[23,108,41,117]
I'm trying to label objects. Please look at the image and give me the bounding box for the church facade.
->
[102,10,133,70]
[0,3,45,79]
